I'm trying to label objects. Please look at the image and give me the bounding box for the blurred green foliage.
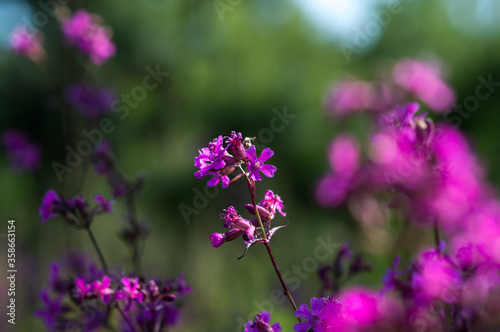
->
[1,0,500,331]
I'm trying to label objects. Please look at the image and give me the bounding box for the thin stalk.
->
[264,242,299,315]
[116,305,141,332]
[86,227,109,274]
[240,167,300,321]
[126,196,143,276]
[433,221,440,253]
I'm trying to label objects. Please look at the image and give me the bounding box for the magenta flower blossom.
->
[412,250,462,303]
[117,277,143,310]
[337,288,380,328]
[62,10,116,65]
[94,195,113,214]
[246,145,276,181]
[245,311,281,332]
[74,278,91,301]
[226,131,247,160]
[2,129,42,172]
[324,80,374,116]
[294,296,342,332]
[39,190,62,223]
[65,83,116,118]
[91,276,115,304]
[210,206,255,247]
[393,59,455,112]
[10,25,45,62]
[194,135,233,188]
[260,190,286,217]
[246,190,287,220]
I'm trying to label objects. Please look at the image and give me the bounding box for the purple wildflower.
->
[94,194,113,213]
[35,290,63,330]
[294,297,341,332]
[39,190,62,223]
[74,278,91,301]
[226,131,247,160]
[245,311,282,332]
[246,145,276,181]
[194,135,235,188]
[210,206,255,247]
[2,129,42,172]
[117,277,143,310]
[62,10,116,65]
[210,233,225,247]
[92,140,115,175]
[393,59,455,112]
[65,83,116,118]
[91,276,114,304]
[260,190,286,217]
[10,25,45,62]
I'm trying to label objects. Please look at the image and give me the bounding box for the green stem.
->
[240,167,300,322]
[86,227,109,274]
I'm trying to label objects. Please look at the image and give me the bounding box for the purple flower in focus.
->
[210,206,255,247]
[226,131,247,160]
[94,194,113,213]
[2,129,42,172]
[65,83,116,118]
[246,145,276,181]
[260,190,286,217]
[39,190,62,223]
[245,190,286,220]
[245,311,282,332]
[10,25,45,62]
[62,10,116,65]
[194,135,234,188]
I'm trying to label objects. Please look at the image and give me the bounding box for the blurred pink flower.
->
[393,59,455,112]
[10,26,45,62]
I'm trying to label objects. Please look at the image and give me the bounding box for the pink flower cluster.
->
[324,58,456,116]
[314,61,500,330]
[9,26,45,62]
[62,10,116,65]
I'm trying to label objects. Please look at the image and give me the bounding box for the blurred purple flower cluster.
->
[308,59,500,331]
[2,129,42,172]
[324,58,455,116]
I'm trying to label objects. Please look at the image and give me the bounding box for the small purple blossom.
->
[2,129,42,172]
[39,190,62,223]
[94,194,113,213]
[35,290,63,330]
[91,276,114,304]
[260,190,286,217]
[194,135,233,188]
[210,207,255,247]
[65,83,116,118]
[92,140,115,175]
[294,296,341,332]
[246,146,276,181]
[62,10,116,65]
[245,311,282,332]
[117,277,144,310]
[226,131,247,160]
[210,233,225,247]
[74,278,91,301]
[10,25,45,62]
